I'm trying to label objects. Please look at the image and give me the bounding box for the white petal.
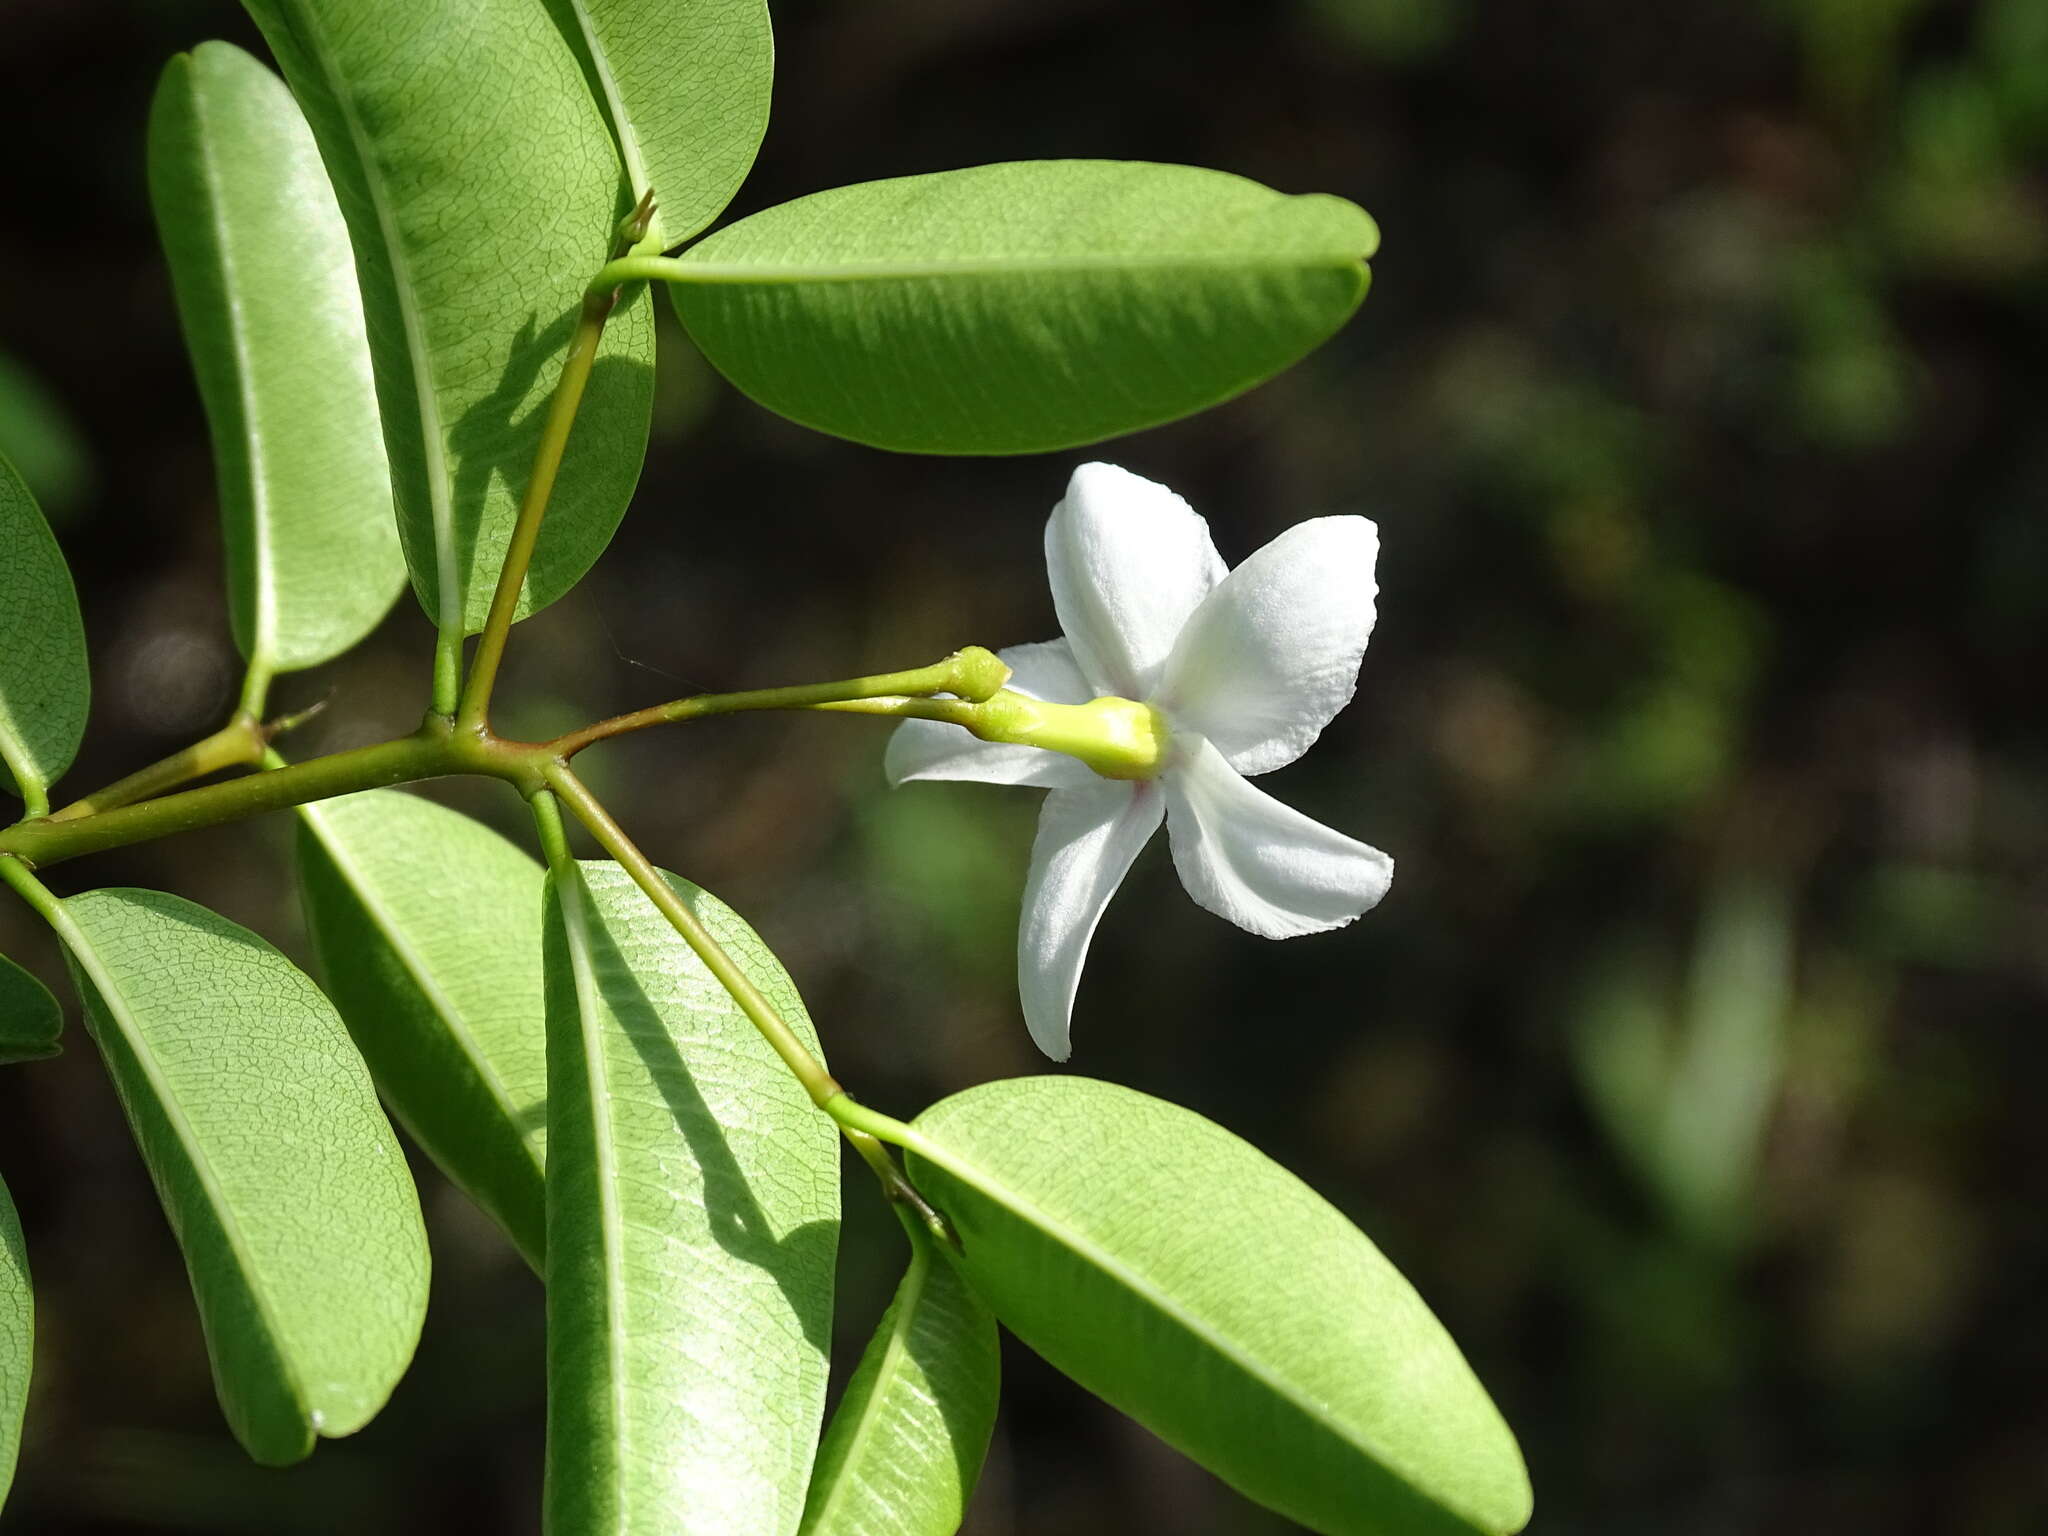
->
[885,720,1090,789]
[883,638,1095,789]
[1163,737,1392,939]
[1017,778,1165,1060]
[997,637,1094,705]
[1157,517,1379,776]
[1045,463,1228,699]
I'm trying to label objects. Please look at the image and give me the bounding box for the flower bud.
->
[945,646,1012,704]
[969,691,1168,780]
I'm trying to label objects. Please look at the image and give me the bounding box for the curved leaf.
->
[148,43,404,677]
[297,790,548,1267]
[0,1172,28,1508]
[669,160,1377,454]
[243,0,655,634]
[56,888,428,1465]
[903,1076,1531,1536]
[543,860,838,1535]
[0,453,87,809]
[0,954,61,1065]
[799,1211,999,1536]
[561,0,773,248]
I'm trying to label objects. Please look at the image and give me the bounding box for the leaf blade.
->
[0,954,62,1065]
[904,1076,1531,1536]
[561,0,773,248]
[57,888,428,1464]
[0,453,88,808]
[243,0,655,634]
[296,789,548,1267]
[669,160,1376,455]
[799,1212,999,1536]
[543,860,838,1535]
[0,1172,29,1509]
[147,42,405,676]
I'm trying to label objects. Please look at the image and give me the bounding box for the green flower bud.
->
[968,690,1169,780]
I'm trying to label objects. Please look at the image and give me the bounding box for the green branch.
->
[454,288,616,734]
[539,762,842,1106]
[548,646,1009,757]
[0,723,468,869]
[47,701,329,823]
[458,194,658,735]
[539,762,944,1231]
[0,642,995,913]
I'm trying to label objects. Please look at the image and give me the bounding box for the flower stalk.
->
[536,767,946,1234]
[549,646,1009,757]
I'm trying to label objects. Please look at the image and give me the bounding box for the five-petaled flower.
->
[886,463,1393,1060]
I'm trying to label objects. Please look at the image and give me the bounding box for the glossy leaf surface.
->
[670,160,1376,454]
[905,1076,1532,1536]
[244,0,654,634]
[0,454,87,807]
[0,955,61,1065]
[58,888,428,1465]
[543,861,837,1535]
[297,790,548,1267]
[0,1172,27,1507]
[562,0,772,247]
[148,43,403,675]
[799,1212,999,1536]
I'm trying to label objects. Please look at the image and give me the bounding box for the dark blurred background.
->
[2,0,2045,1530]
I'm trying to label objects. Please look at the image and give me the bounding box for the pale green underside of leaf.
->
[799,1213,999,1536]
[296,789,549,1268]
[906,1077,1532,1536]
[0,453,88,804]
[561,0,772,248]
[0,954,62,1065]
[0,1172,28,1509]
[670,160,1377,455]
[543,860,838,1536]
[148,43,404,675]
[244,0,653,635]
[57,888,428,1466]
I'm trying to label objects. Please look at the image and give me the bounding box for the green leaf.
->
[560,0,773,249]
[55,888,429,1465]
[799,1212,999,1536]
[903,1077,1531,1536]
[0,452,88,810]
[0,1172,29,1509]
[297,790,548,1268]
[148,43,404,677]
[668,160,1377,455]
[243,0,655,634]
[0,954,62,1065]
[543,860,837,1536]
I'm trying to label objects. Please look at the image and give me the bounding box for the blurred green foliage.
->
[0,354,92,523]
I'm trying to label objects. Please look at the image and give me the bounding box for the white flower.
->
[885,463,1394,1060]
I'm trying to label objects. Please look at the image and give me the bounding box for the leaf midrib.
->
[55,897,308,1425]
[803,1246,932,1532]
[563,0,652,216]
[555,869,633,1503]
[285,2,458,632]
[904,1124,1448,1523]
[677,251,1367,287]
